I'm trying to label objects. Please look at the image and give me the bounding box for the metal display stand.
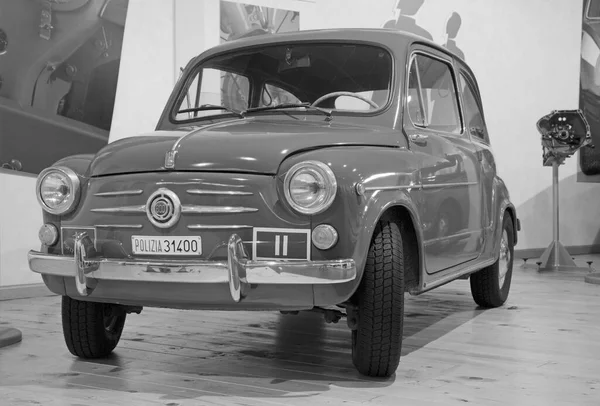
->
[538,162,586,271]
[536,110,593,273]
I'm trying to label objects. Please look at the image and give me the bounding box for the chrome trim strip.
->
[415,257,496,295]
[424,230,475,245]
[182,206,258,214]
[94,190,144,197]
[187,189,253,196]
[95,224,144,229]
[364,185,415,191]
[422,181,478,189]
[90,205,146,214]
[364,181,477,192]
[188,225,253,230]
[91,205,257,214]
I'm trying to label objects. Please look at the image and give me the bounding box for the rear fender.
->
[490,176,518,258]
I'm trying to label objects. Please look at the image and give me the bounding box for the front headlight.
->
[284,161,337,215]
[36,166,81,215]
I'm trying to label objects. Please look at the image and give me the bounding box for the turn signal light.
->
[38,224,59,246]
[312,224,338,250]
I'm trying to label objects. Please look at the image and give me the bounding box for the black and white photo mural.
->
[220,1,300,43]
[219,1,300,111]
[580,0,600,178]
[0,0,129,175]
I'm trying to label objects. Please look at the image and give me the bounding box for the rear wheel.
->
[62,296,126,358]
[470,214,515,308]
[351,216,405,378]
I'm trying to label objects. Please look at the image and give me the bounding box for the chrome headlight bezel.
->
[283,160,337,215]
[36,166,81,215]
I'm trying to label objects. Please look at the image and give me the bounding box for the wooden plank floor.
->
[1,255,600,406]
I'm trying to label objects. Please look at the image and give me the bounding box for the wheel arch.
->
[379,205,422,293]
[503,204,518,246]
[352,198,423,294]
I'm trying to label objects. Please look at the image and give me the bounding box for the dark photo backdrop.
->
[580,0,600,176]
[0,0,129,175]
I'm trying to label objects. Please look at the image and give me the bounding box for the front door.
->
[403,49,484,274]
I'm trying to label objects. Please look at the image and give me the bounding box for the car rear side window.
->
[459,73,488,141]
[406,53,462,134]
[588,0,600,19]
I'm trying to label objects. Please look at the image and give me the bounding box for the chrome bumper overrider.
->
[28,233,357,303]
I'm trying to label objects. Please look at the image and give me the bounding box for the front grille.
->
[61,172,309,260]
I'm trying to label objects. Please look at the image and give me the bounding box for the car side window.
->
[407,60,426,126]
[459,73,488,141]
[406,53,462,134]
[588,0,600,19]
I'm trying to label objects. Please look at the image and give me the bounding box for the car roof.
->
[189,28,460,65]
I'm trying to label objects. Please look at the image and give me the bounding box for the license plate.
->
[131,236,202,256]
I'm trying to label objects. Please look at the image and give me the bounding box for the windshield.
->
[172,42,393,122]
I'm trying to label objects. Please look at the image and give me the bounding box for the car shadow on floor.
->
[52,285,487,401]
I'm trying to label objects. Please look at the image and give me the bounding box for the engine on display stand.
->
[538,110,592,167]
[535,110,597,276]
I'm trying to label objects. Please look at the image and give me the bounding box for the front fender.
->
[278,146,424,305]
[53,153,95,177]
[350,190,424,282]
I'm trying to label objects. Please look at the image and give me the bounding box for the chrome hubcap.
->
[498,230,510,287]
[439,216,449,237]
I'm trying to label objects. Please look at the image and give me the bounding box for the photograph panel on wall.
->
[580,0,600,181]
[0,0,129,175]
[214,1,300,112]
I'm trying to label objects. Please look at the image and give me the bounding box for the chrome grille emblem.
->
[151,199,171,219]
[146,188,181,229]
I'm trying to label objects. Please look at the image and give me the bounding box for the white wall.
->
[109,0,177,143]
[0,172,42,288]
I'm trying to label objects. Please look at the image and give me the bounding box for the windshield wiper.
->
[243,103,332,118]
[177,104,244,118]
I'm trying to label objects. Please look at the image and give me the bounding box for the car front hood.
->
[89,118,400,176]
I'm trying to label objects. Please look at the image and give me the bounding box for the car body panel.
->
[88,119,401,177]
[30,28,518,309]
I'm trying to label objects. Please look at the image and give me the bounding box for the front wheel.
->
[61,296,126,358]
[351,216,405,378]
[470,214,515,308]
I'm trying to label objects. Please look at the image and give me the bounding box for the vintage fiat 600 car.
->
[29,29,518,377]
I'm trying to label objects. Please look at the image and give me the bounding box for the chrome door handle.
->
[409,133,428,146]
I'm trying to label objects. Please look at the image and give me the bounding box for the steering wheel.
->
[311,91,380,109]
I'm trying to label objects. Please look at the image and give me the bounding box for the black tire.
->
[470,214,514,308]
[61,296,126,358]
[351,217,405,378]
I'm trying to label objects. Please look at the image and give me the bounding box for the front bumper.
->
[28,233,357,305]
